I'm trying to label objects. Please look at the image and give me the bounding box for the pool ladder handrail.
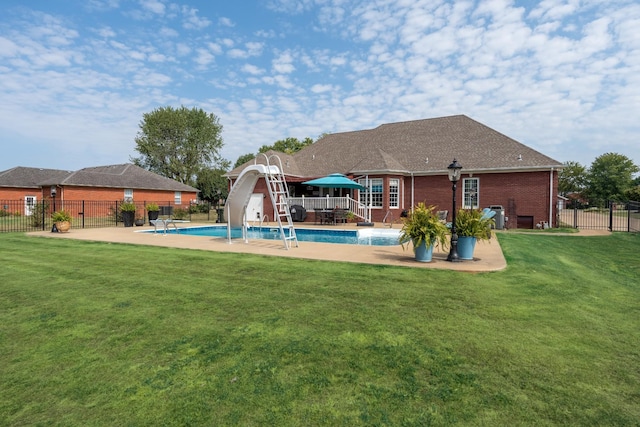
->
[382,210,394,228]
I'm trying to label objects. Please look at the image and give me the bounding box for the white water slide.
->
[224,161,298,249]
[225,164,280,227]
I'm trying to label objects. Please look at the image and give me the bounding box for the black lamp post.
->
[50,185,57,212]
[446,159,463,262]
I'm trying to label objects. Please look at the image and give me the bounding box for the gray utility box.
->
[489,205,505,229]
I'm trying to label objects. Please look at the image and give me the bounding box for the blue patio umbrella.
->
[302,173,366,190]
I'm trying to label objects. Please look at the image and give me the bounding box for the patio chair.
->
[150,205,190,234]
[333,209,348,225]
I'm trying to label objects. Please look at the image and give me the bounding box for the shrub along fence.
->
[558,200,640,232]
[0,200,217,233]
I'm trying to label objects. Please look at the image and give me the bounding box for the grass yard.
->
[1,232,639,426]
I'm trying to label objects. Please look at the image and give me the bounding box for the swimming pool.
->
[144,225,401,246]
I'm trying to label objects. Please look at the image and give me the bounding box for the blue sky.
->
[1,0,639,172]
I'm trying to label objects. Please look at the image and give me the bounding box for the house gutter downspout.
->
[411,173,415,212]
[549,167,554,227]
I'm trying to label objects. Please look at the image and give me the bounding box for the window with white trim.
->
[124,189,133,201]
[174,191,182,205]
[389,178,399,208]
[358,178,383,208]
[463,178,479,209]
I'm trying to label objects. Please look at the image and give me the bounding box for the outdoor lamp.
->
[50,185,57,212]
[447,159,463,262]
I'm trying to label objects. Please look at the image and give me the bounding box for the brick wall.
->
[400,171,557,228]
[2,186,198,218]
[229,170,558,229]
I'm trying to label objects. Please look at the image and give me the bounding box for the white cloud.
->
[310,84,335,93]
[272,50,295,73]
[139,0,165,15]
[242,64,264,75]
[181,6,211,30]
[219,17,234,27]
[0,37,20,57]
[194,48,215,67]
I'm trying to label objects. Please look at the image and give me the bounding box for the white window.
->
[358,178,383,208]
[124,189,133,201]
[389,179,399,208]
[463,178,479,209]
[174,191,182,205]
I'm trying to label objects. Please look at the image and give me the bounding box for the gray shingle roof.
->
[227,115,563,178]
[0,167,72,188]
[1,163,198,192]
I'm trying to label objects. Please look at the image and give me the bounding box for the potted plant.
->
[398,202,449,262]
[51,210,72,233]
[454,208,495,260]
[120,201,137,227]
[134,215,145,226]
[146,203,160,224]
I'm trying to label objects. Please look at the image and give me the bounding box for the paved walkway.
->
[28,223,609,272]
[29,222,507,272]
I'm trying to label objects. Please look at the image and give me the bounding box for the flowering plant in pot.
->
[51,210,72,232]
[398,202,449,262]
[454,208,495,259]
[146,203,160,224]
[119,201,137,227]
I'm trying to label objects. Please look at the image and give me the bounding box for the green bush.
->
[173,207,189,220]
[30,201,49,227]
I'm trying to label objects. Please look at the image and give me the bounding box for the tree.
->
[233,153,256,169]
[195,167,229,203]
[258,137,314,154]
[234,136,315,169]
[624,185,640,202]
[131,106,224,186]
[558,161,587,196]
[585,152,639,205]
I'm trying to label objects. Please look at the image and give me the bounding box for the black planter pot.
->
[122,211,135,227]
[148,210,159,225]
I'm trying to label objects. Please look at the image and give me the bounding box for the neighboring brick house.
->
[227,115,563,228]
[0,163,199,217]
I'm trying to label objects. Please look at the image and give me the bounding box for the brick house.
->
[227,115,563,228]
[0,163,199,217]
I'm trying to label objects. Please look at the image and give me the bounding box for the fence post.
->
[608,201,613,232]
[573,205,578,229]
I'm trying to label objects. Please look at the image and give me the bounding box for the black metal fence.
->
[558,200,640,232]
[0,200,218,233]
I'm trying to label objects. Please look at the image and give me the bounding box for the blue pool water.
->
[145,225,401,246]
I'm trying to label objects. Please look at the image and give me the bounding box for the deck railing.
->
[287,196,368,221]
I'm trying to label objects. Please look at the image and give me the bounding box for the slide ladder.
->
[261,154,298,249]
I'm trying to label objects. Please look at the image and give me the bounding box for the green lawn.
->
[1,232,639,426]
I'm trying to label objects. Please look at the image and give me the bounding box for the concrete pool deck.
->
[29,221,509,272]
[27,223,609,272]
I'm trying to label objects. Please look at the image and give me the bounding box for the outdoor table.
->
[314,210,335,225]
